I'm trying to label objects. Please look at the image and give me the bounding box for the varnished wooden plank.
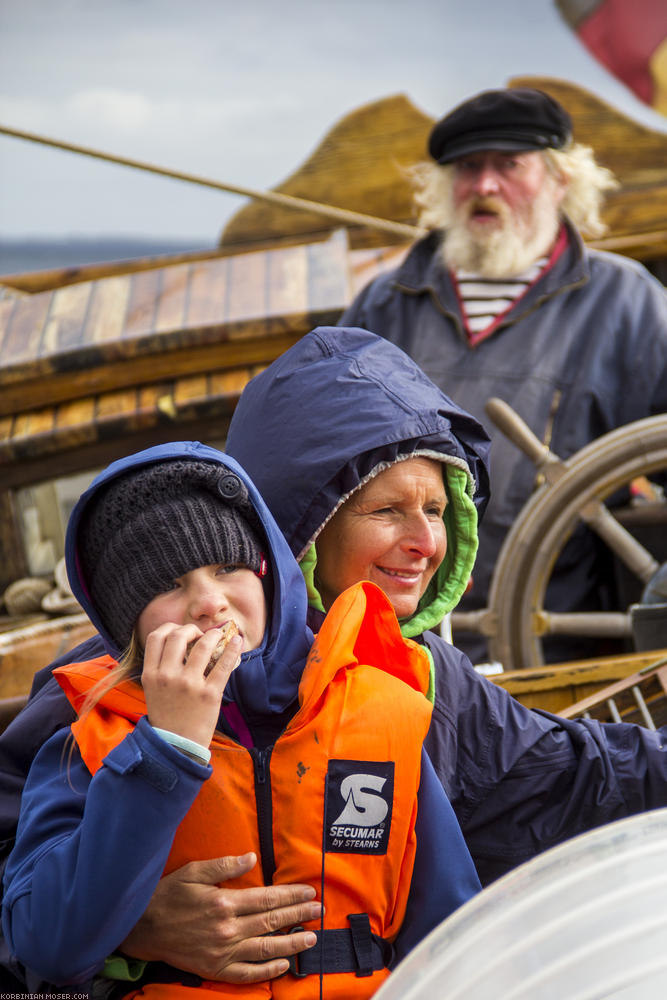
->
[511,691,574,713]
[0,414,14,445]
[225,250,268,323]
[139,373,244,426]
[154,263,190,333]
[208,367,255,397]
[0,378,244,489]
[19,407,57,439]
[491,649,666,711]
[559,658,667,719]
[84,275,132,346]
[55,397,97,445]
[265,244,309,318]
[98,387,153,439]
[0,297,19,359]
[1,292,52,369]
[123,268,162,341]
[0,489,29,590]
[12,412,31,440]
[493,659,634,695]
[0,239,348,295]
[186,258,229,327]
[0,235,351,420]
[128,382,166,428]
[174,373,209,406]
[195,330,306,371]
[40,282,93,356]
[140,381,186,428]
[0,323,313,420]
[138,381,168,411]
[0,248,227,294]
[306,230,351,310]
[96,386,139,421]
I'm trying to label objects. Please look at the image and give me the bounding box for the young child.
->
[2,441,481,998]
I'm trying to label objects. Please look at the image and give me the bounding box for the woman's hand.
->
[142,622,242,748]
[121,853,321,982]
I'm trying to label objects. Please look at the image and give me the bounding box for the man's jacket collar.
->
[393,218,590,320]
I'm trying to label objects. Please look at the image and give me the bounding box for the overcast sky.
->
[1,0,666,243]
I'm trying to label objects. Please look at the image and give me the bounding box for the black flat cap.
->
[429,88,572,164]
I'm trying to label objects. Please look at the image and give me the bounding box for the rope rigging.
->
[0,124,424,242]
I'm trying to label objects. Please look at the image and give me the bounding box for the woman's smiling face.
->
[314,457,447,620]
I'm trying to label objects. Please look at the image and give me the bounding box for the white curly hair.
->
[409,142,618,238]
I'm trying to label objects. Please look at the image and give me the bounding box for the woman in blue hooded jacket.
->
[1,441,480,993]
[1,327,667,989]
[224,326,667,883]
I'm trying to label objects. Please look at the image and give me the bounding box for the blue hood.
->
[65,441,313,717]
[226,327,491,635]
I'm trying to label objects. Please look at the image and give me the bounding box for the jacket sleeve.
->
[0,635,108,860]
[424,635,667,885]
[2,716,209,985]
[0,635,108,988]
[391,749,481,964]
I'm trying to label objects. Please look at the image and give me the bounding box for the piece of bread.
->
[206,620,240,674]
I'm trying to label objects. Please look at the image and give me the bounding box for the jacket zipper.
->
[251,745,277,884]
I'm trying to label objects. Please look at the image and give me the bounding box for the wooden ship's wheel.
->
[452,401,667,670]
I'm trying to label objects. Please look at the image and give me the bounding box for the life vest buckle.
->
[283,921,389,978]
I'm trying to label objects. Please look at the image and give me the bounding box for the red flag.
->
[556,0,667,114]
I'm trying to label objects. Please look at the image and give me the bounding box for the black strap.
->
[348,912,375,977]
[289,914,391,978]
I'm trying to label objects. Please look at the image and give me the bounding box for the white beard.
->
[441,183,562,279]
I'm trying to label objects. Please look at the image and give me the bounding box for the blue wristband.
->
[151,726,211,765]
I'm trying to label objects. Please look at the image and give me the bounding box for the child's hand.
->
[142,622,242,749]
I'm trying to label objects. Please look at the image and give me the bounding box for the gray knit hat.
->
[78,460,266,652]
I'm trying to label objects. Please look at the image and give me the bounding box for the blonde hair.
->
[408,143,619,237]
[407,160,455,231]
[64,634,143,777]
[77,632,143,720]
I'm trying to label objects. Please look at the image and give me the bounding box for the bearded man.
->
[340,87,667,665]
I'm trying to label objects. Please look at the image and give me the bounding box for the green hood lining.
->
[300,463,478,702]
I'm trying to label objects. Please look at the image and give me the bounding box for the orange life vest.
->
[55,581,432,1000]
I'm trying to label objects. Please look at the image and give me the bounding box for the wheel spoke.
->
[579,499,660,583]
[533,611,632,638]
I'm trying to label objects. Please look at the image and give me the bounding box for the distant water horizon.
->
[0,235,217,277]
